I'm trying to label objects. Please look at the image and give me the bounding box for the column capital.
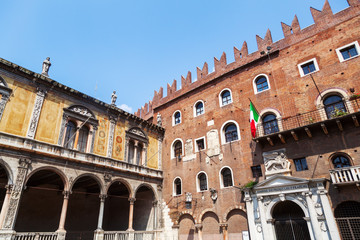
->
[317,189,328,195]
[128,197,136,204]
[195,223,203,230]
[62,191,71,199]
[152,200,158,207]
[99,194,107,201]
[302,191,312,197]
[18,158,32,168]
[219,223,228,229]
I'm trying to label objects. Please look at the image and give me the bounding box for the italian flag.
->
[250,101,259,138]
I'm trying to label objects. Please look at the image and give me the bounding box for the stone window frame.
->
[329,152,353,169]
[173,176,183,196]
[196,171,209,192]
[336,41,360,62]
[252,74,271,94]
[124,127,148,166]
[58,105,99,153]
[257,108,283,137]
[220,120,241,145]
[172,110,181,126]
[218,88,233,107]
[194,136,206,152]
[171,138,184,160]
[0,76,13,121]
[219,166,234,188]
[297,58,320,77]
[193,100,205,117]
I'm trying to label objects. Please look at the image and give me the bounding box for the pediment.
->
[254,175,309,190]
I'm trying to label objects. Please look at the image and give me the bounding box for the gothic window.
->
[174,177,182,196]
[125,127,148,165]
[336,41,360,62]
[173,140,183,159]
[197,172,208,191]
[323,95,347,119]
[224,124,238,142]
[332,155,351,168]
[262,114,279,135]
[173,111,181,125]
[220,89,232,106]
[255,76,269,92]
[194,101,204,116]
[298,58,319,77]
[59,106,98,153]
[220,167,233,188]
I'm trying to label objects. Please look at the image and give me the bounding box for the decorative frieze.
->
[107,118,116,158]
[27,88,47,139]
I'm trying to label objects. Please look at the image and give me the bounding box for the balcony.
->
[329,165,360,186]
[254,98,360,145]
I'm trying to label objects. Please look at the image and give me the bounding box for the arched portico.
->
[133,185,156,231]
[15,169,65,232]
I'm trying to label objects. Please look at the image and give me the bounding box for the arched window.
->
[64,121,77,149]
[255,76,269,92]
[194,101,204,116]
[262,114,279,135]
[174,178,182,196]
[197,172,208,191]
[77,125,89,152]
[220,89,232,106]
[220,167,233,188]
[173,140,183,159]
[323,95,347,119]
[332,155,351,168]
[174,111,181,125]
[224,124,238,142]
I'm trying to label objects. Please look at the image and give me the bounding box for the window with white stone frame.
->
[196,171,208,192]
[59,105,98,153]
[124,127,148,166]
[173,177,182,196]
[297,58,319,77]
[336,41,360,62]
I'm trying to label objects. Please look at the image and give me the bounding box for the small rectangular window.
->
[251,165,262,178]
[196,139,204,150]
[336,41,360,62]
[297,58,319,77]
[294,158,308,171]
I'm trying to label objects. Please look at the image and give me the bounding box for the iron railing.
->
[255,98,360,137]
[329,165,360,185]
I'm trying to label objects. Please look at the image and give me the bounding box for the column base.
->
[0,229,16,240]
[56,229,66,240]
[94,229,104,240]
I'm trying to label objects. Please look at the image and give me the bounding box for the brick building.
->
[136,0,360,239]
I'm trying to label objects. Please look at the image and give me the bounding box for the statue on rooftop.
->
[41,57,51,76]
[111,91,117,105]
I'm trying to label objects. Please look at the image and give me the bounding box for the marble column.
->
[97,194,107,230]
[0,185,12,228]
[195,223,203,240]
[57,191,70,231]
[127,198,136,231]
[318,189,341,239]
[257,197,274,240]
[152,200,158,230]
[243,191,259,240]
[220,223,228,240]
[133,141,138,165]
[304,191,323,240]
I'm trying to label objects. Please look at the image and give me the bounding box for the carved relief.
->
[27,88,46,139]
[183,139,195,162]
[68,106,94,118]
[107,119,116,157]
[3,158,31,229]
[129,128,146,138]
[0,94,9,121]
[263,149,291,176]
[206,129,220,157]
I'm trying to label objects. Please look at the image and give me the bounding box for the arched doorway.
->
[133,185,155,230]
[65,175,101,239]
[335,201,360,240]
[178,214,196,240]
[201,212,221,240]
[103,180,130,231]
[226,209,248,240]
[0,164,9,227]
[15,169,64,232]
[272,201,311,240]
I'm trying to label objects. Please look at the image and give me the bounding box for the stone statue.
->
[111,91,117,105]
[41,57,51,76]
[157,113,162,127]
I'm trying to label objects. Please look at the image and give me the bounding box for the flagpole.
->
[248,98,260,114]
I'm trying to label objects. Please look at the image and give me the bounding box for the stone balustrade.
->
[329,165,360,185]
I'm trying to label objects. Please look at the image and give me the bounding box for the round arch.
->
[258,108,283,135]
[193,100,205,117]
[105,178,133,197]
[0,158,14,185]
[70,173,105,194]
[170,138,184,159]
[25,166,68,191]
[223,206,246,223]
[329,152,353,169]
[178,213,197,240]
[172,110,182,126]
[315,87,350,108]
[196,171,209,192]
[133,183,157,200]
[173,176,183,196]
[266,196,309,220]
[198,209,219,224]
[219,88,233,107]
[176,212,196,225]
[219,166,235,188]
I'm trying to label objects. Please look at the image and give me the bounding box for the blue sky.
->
[0,0,350,113]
